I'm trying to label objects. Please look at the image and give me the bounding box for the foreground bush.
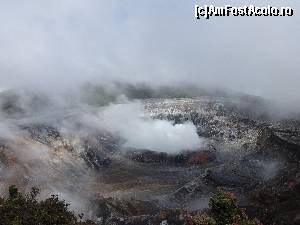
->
[0,185,96,225]
[189,191,262,225]
[0,186,263,225]
[192,213,217,225]
[207,191,261,225]
[209,191,242,225]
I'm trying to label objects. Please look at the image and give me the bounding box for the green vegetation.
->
[0,185,96,225]
[192,213,217,225]
[192,191,262,225]
[0,186,263,225]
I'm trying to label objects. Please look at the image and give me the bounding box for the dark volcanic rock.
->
[125,149,215,167]
[22,124,62,147]
[94,197,159,225]
[248,170,300,225]
[206,160,263,188]
[81,146,112,170]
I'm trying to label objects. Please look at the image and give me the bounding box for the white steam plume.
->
[81,101,204,153]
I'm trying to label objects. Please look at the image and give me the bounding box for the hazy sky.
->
[0,0,299,101]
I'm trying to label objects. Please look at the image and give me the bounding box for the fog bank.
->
[0,0,299,106]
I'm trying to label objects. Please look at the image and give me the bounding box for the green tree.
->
[0,185,96,225]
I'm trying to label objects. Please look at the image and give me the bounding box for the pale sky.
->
[0,0,299,102]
